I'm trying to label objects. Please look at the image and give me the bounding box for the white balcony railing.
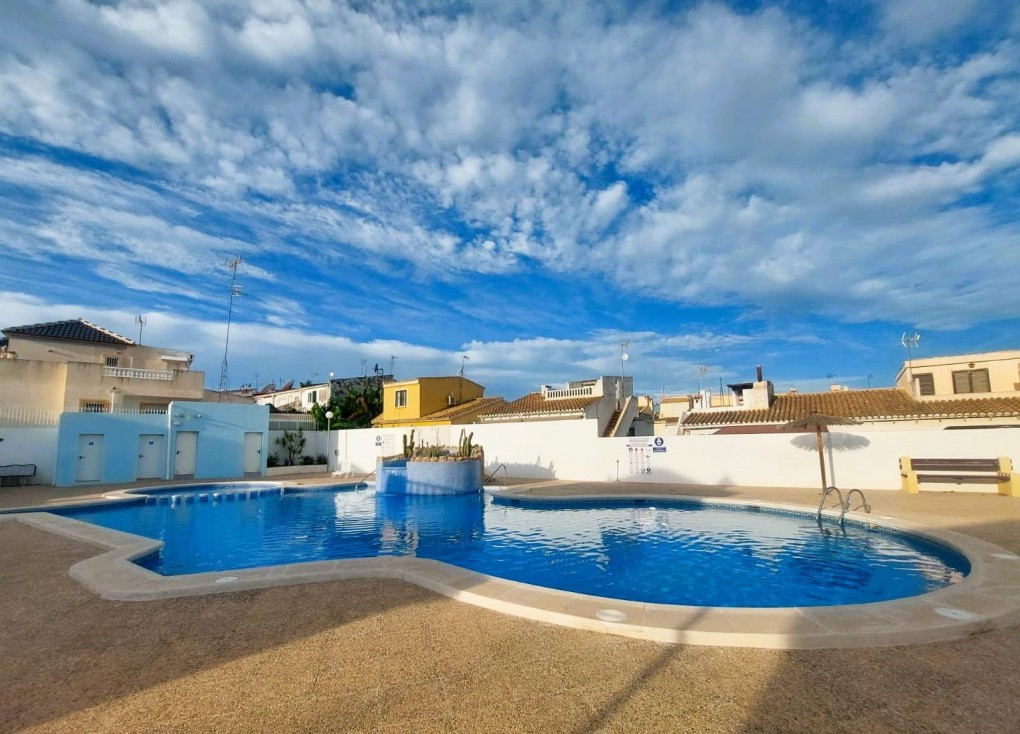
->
[543,385,594,399]
[104,366,174,381]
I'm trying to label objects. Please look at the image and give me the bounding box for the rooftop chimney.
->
[756,364,763,382]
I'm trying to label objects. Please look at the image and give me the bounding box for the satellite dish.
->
[621,353,629,361]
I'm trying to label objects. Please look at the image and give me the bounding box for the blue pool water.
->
[56,484,969,608]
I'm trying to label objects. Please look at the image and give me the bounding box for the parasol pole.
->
[815,425,827,491]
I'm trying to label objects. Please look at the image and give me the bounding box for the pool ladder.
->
[484,464,509,487]
[817,487,871,526]
[352,469,375,490]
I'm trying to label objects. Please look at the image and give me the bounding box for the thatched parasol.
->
[785,413,861,492]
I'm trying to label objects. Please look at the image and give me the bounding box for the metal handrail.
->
[839,489,871,524]
[484,464,509,487]
[816,486,844,522]
[353,469,375,491]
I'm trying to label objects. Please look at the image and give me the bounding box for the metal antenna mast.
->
[389,355,397,376]
[134,314,146,344]
[697,364,709,393]
[218,257,243,399]
[901,332,921,395]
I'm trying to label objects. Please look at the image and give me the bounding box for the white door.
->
[174,431,198,477]
[76,434,104,482]
[137,434,165,479]
[243,432,263,475]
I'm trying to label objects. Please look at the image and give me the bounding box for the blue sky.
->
[1,0,1019,400]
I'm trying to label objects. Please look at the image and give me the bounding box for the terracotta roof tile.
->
[421,396,506,421]
[919,397,1020,415]
[483,392,602,417]
[3,319,134,345]
[681,388,1020,427]
[372,397,506,425]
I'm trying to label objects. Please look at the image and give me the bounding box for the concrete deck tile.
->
[5,479,1020,732]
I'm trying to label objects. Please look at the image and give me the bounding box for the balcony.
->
[104,366,174,381]
[543,386,594,399]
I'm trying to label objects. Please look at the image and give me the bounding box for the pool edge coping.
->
[3,487,1020,650]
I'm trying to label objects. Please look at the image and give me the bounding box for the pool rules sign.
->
[627,437,665,474]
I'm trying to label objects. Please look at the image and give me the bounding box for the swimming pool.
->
[54,483,969,608]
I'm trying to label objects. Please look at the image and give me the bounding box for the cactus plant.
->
[456,430,474,458]
[400,431,483,462]
[402,429,416,458]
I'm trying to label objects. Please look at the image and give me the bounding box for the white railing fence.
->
[543,386,595,399]
[269,415,318,431]
[104,366,174,381]
[0,405,61,427]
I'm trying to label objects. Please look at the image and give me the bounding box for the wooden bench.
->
[900,457,1016,496]
[0,464,37,487]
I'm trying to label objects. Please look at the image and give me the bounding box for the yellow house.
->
[895,350,1020,399]
[372,376,504,427]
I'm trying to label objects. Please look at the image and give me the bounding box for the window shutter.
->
[915,373,935,396]
[972,369,991,393]
[952,371,969,394]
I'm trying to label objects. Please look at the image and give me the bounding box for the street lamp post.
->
[325,410,334,473]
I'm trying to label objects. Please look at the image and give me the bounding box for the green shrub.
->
[275,428,306,466]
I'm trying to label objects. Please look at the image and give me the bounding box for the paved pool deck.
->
[3,478,1020,732]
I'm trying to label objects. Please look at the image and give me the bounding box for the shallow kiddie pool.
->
[54,484,969,608]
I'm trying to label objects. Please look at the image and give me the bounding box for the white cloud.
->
[0,290,770,397]
[0,0,1017,346]
[880,0,981,43]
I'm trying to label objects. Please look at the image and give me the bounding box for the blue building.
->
[54,401,269,487]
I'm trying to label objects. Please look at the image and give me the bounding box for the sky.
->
[1,0,1019,401]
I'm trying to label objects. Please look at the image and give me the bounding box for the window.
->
[104,355,119,367]
[913,373,935,396]
[952,368,991,394]
[306,390,318,404]
[394,389,408,408]
[79,400,110,413]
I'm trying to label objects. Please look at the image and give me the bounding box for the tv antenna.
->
[389,355,397,376]
[697,364,709,393]
[360,359,367,377]
[901,332,921,394]
[218,256,243,400]
[134,314,146,344]
[459,354,469,377]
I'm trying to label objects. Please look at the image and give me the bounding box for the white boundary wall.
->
[332,422,1020,492]
[0,427,59,485]
[268,429,329,464]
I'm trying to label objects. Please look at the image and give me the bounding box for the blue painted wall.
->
[168,402,269,481]
[56,412,166,486]
[55,401,269,487]
[377,457,482,495]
